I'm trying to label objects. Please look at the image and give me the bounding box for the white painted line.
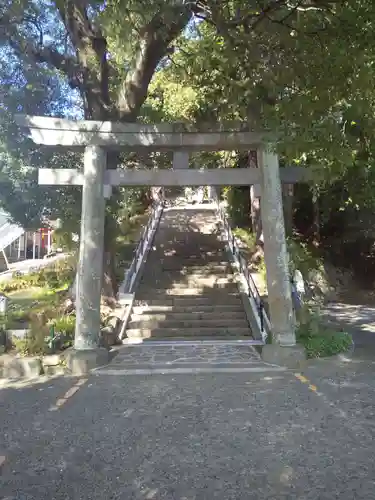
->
[113,361,262,366]
[122,340,263,347]
[94,366,286,375]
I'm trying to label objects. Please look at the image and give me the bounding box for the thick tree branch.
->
[53,0,111,117]
[25,44,82,89]
[1,8,82,90]
[117,6,192,119]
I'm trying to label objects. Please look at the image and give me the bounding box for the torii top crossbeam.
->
[15,115,272,151]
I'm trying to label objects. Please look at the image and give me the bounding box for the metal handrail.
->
[121,189,165,294]
[211,188,270,339]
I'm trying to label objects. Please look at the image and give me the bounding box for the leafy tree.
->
[0,0,192,294]
[0,43,82,231]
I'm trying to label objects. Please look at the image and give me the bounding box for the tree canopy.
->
[2,0,375,281]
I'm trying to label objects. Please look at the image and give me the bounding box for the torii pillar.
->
[259,147,305,367]
[65,145,109,374]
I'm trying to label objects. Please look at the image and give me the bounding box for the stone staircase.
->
[125,205,253,341]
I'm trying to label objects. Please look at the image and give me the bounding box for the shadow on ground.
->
[2,368,375,499]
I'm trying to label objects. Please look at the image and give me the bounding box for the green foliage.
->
[233,227,267,284]
[51,315,75,336]
[296,313,353,358]
[233,227,257,249]
[287,238,324,277]
[226,187,251,227]
[13,318,50,357]
[0,257,76,294]
[0,40,82,229]
[48,315,75,350]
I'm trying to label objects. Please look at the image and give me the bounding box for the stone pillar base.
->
[65,348,110,375]
[261,344,306,369]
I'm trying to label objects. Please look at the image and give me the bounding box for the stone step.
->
[137,282,239,291]
[150,239,224,245]
[135,296,243,306]
[152,259,230,266]
[139,273,234,283]
[140,336,254,342]
[131,310,247,321]
[154,265,233,273]
[125,327,252,340]
[136,287,239,297]
[140,276,236,284]
[128,317,249,329]
[132,304,245,314]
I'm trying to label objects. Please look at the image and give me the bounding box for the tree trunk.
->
[23,2,191,304]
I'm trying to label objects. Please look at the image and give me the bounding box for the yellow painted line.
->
[49,378,88,412]
[294,373,319,395]
[294,373,309,383]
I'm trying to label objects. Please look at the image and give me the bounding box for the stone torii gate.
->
[16,116,308,370]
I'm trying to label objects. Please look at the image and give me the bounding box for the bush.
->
[287,237,324,277]
[13,319,50,357]
[52,315,75,337]
[48,315,75,350]
[296,313,353,358]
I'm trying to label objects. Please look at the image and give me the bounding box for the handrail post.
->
[259,302,264,333]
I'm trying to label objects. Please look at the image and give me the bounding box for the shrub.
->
[13,319,50,357]
[52,315,75,337]
[287,237,324,277]
[296,312,353,358]
[48,315,75,350]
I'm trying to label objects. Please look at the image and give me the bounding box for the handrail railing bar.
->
[210,187,271,341]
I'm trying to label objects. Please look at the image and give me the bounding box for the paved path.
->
[1,352,375,499]
[321,301,375,356]
[96,342,285,375]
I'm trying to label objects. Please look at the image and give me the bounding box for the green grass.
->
[233,227,257,249]
[5,286,66,330]
[296,313,353,358]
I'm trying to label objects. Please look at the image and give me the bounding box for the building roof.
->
[0,211,24,252]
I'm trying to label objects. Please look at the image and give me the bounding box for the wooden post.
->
[259,147,296,347]
[74,146,107,351]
